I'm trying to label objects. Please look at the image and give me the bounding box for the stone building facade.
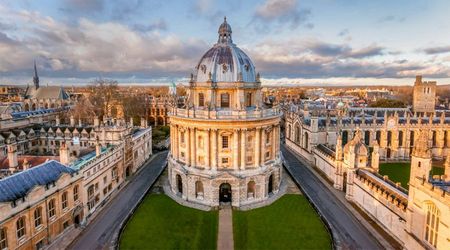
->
[413,75,436,114]
[168,18,282,208]
[0,161,83,250]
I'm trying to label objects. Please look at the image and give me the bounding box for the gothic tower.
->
[33,60,39,89]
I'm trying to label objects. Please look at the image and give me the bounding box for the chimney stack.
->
[96,138,101,156]
[94,116,100,127]
[56,116,60,126]
[7,145,18,172]
[141,117,147,128]
[22,158,31,171]
[70,115,75,127]
[59,142,70,165]
[130,117,134,127]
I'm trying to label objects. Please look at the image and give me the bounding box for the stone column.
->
[255,127,261,167]
[261,127,267,164]
[211,129,217,171]
[185,128,191,166]
[190,128,196,167]
[272,125,277,159]
[205,129,210,169]
[233,129,239,170]
[240,129,246,170]
[174,125,179,160]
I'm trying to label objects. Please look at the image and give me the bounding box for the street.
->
[69,151,168,250]
[281,145,384,249]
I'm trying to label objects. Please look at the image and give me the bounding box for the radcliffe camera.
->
[0,1,449,250]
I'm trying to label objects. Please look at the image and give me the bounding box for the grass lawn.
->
[120,194,218,250]
[233,194,332,250]
[379,162,445,189]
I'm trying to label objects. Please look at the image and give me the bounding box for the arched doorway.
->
[268,175,274,194]
[195,181,203,199]
[343,172,347,192]
[219,183,231,203]
[247,181,256,199]
[176,175,183,194]
[125,166,131,177]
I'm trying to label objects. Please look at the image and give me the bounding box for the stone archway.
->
[219,183,232,203]
[176,174,183,194]
[268,175,274,195]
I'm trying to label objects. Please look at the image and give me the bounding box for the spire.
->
[33,60,39,89]
[218,16,232,44]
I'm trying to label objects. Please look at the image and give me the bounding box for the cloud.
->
[338,29,349,37]
[246,38,448,79]
[0,7,207,80]
[133,19,168,32]
[64,0,104,12]
[254,0,312,30]
[423,46,450,55]
[378,15,405,23]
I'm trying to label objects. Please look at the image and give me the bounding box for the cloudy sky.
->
[1,0,450,86]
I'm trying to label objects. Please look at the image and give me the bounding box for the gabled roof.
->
[26,86,70,100]
[0,160,76,202]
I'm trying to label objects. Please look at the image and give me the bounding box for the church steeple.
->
[33,60,39,89]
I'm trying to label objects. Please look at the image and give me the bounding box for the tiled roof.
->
[0,155,59,170]
[0,160,76,202]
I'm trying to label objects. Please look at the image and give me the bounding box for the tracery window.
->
[425,202,440,247]
[48,199,56,218]
[16,217,25,239]
[0,228,7,249]
[34,207,42,228]
[62,192,68,210]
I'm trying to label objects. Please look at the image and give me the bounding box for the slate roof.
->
[26,86,70,100]
[0,160,76,202]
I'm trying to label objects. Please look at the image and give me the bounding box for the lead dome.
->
[194,17,257,83]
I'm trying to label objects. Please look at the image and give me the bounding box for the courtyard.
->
[379,162,445,189]
[119,194,331,250]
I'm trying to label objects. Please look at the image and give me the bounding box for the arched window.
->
[195,181,204,199]
[287,125,291,139]
[364,131,370,145]
[48,199,56,218]
[304,132,309,149]
[62,192,68,210]
[375,131,381,145]
[176,175,183,194]
[398,131,403,147]
[247,181,256,199]
[73,185,79,201]
[34,207,42,228]
[0,228,7,249]
[410,131,415,147]
[425,203,440,247]
[295,124,300,143]
[342,131,349,146]
[198,93,205,107]
[246,93,252,107]
[220,93,230,108]
[16,217,26,239]
[432,131,437,147]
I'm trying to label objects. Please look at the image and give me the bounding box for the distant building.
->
[413,75,436,114]
[23,62,72,111]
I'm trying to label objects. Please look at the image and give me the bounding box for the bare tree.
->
[87,78,119,117]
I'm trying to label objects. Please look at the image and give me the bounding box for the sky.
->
[0,0,450,86]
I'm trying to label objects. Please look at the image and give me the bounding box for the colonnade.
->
[170,124,280,170]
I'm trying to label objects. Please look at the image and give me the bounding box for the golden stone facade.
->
[168,18,282,208]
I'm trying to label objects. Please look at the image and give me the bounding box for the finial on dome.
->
[224,16,227,22]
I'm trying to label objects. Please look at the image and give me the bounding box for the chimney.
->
[78,119,82,127]
[59,142,70,165]
[141,117,147,128]
[96,138,101,157]
[7,145,18,172]
[130,117,134,127]
[22,158,31,170]
[56,116,60,126]
[94,116,100,127]
[70,115,75,126]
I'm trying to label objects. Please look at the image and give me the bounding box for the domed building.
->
[168,18,282,208]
